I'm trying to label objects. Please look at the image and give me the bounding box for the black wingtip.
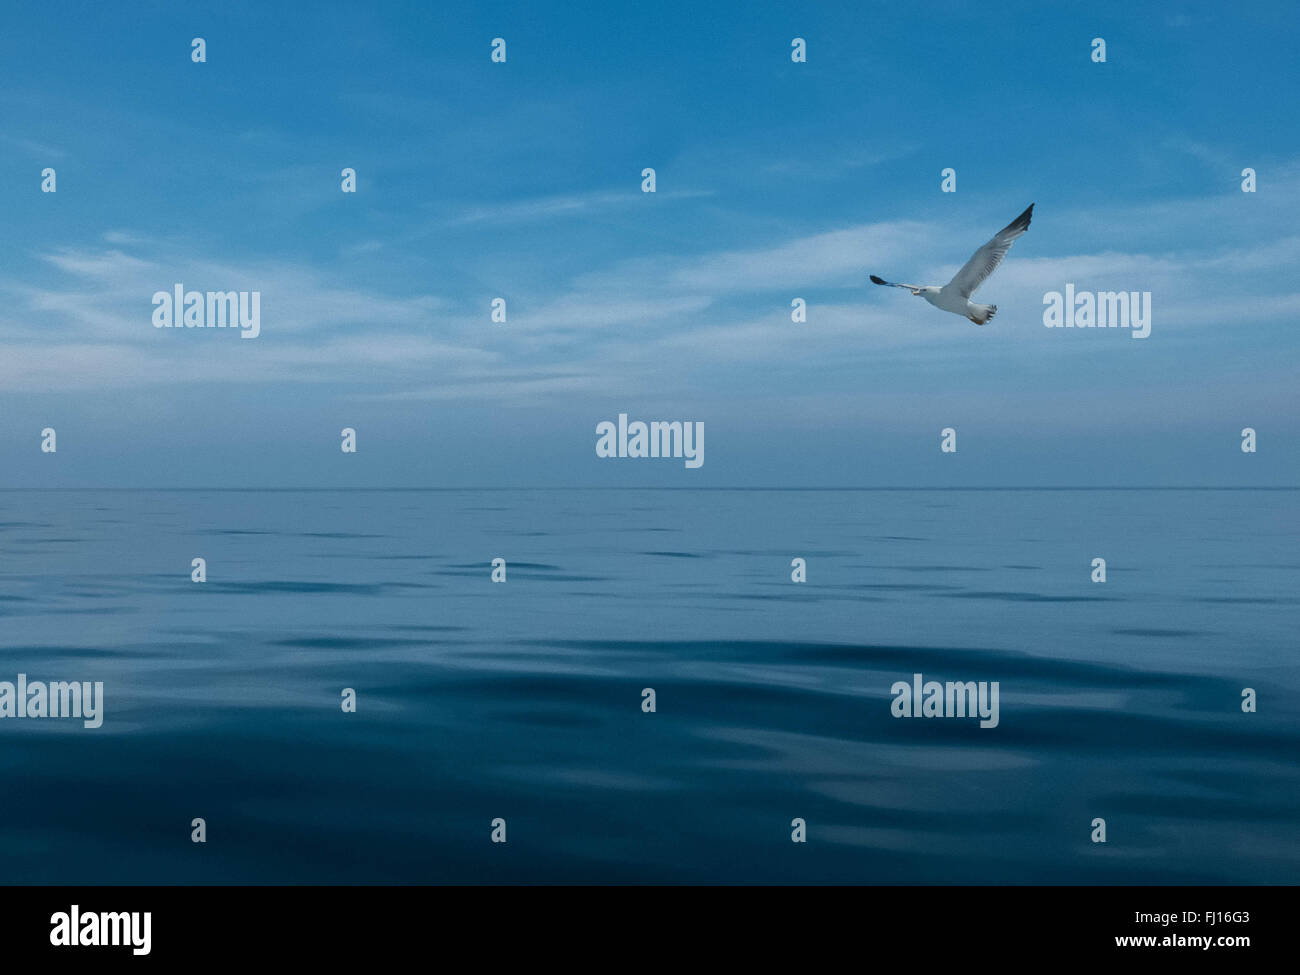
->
[869,274,886,285]
[1001,203,1034,236]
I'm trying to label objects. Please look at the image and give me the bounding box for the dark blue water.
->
[1,488,1296,883]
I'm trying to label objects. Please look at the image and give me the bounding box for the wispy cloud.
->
[5,172,1299,421]
[443,188,713,227]
[0,133,67,159]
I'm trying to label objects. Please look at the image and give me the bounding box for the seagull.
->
[870,203,1034,325]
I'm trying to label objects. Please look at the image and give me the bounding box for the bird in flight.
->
[870,204,1034,325]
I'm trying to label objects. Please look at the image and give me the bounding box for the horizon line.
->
[1,486,1297,492]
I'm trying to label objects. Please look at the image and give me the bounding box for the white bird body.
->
[871,204,1034,326]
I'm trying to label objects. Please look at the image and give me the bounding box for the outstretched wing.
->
[945,204,1034,298]
[870,274,922,290]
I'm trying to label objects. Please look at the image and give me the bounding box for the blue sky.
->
[2,0,1298,486]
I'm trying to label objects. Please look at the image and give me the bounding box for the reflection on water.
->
[0,489,1296,883]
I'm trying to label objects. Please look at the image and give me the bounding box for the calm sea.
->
[1,488,1296,883]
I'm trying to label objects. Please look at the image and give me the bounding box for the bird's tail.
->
[969,303,996,325]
